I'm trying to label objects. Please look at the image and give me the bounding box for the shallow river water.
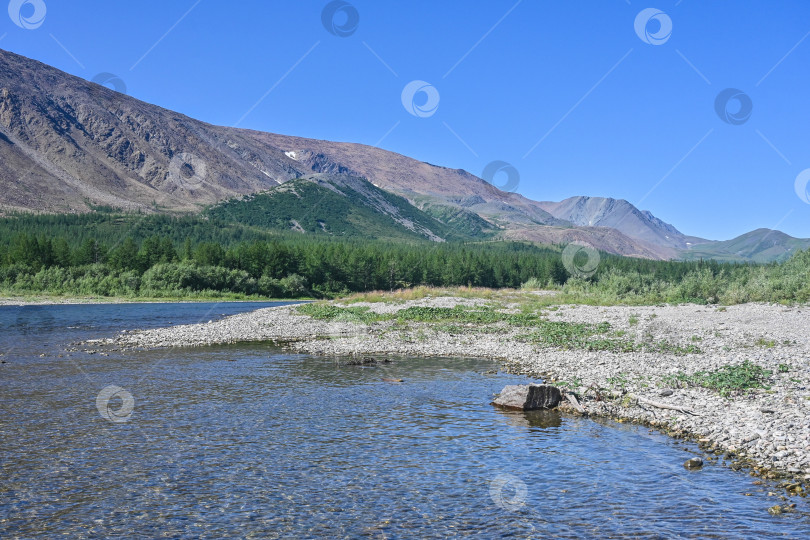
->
[1,302,809,538]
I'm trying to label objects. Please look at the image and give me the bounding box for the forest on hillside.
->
[0,211,808,304]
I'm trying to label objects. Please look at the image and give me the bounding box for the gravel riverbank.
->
[94,296,810,483]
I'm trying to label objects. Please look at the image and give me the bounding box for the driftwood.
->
[564,392,586,414]
[605,390,699,416]
[634,395,699,416]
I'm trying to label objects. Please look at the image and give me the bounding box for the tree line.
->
[0,232,575,297]
[2,210,805,304]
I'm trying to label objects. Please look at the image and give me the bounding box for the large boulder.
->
[492,384,562,411]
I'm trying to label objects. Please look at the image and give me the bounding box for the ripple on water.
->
[0,303,809,538]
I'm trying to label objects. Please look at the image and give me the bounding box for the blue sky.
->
[2,0,810,239]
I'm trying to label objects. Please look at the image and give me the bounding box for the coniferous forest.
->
[1,210,809,304]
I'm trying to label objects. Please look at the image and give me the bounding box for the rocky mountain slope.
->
[0,47,662,258]
[0,49,314,213]
[247,132,569,230]
[537,196,707,252]
[0,47,804,262]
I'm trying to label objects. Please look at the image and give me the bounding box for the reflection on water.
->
[0,303,809,538]
[499,410,564,429]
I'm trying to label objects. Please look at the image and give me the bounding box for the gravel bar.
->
[93,297,810,482]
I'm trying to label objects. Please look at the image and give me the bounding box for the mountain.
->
[0,47,665,258]
[245,132,569,230]
[679,229,810,263]
[0,49,309,213]
[207,174,459,242]
[0,47,803,262]
[539,197,810,262]
[0,45,561,233]
[538,196,708,255]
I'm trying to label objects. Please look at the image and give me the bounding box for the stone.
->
[659,389,674,397]
[684,457,704,470]
[493,384,562,411]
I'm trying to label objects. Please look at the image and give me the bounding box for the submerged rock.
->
[345,356,392,366]
[767,504,795,515]
[684,457,704,470]
[492,384,562,411]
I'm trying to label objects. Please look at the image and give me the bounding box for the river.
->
[1,302,808,538]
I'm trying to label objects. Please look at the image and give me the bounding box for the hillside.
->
[679,229,810,263]
[0,47,804,263]
[0,47,664,259]
[207,174,462,242]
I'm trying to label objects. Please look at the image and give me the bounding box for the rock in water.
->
[684,457,703,470]
[492,384,562,411]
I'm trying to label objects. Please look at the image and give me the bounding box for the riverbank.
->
[95,291,810,483]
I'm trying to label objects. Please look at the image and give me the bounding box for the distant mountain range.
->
[538,196,705,253]
[0,47,807,262]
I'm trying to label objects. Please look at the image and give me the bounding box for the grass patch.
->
[296,303,384,324]
[755,338,776,348]
[553,377,583,390]
[664,360,772,397]
[518,321,642,352]
[298,302,548,327]
[298,302,701,354]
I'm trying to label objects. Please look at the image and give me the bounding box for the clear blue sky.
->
[2,0,809,240]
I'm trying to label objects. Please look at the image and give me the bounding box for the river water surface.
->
[1,302,809,538]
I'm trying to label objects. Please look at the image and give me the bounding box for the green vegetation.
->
[1,207,810,304]
[208,178,465,242]
[412,199,495,238]
[606,372,632,392]
[297,303,700,354]
[553,377,583,390]
[0,211,567,299]
[664,361,773,397]
[559,249,810,305]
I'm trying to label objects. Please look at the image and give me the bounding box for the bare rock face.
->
[492,384,562,411]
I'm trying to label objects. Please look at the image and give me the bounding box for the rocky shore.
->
[94,295,810,484]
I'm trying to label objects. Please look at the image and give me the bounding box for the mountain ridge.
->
[680,228,810,263]
[0,47,805,263]
[537,196,708,252]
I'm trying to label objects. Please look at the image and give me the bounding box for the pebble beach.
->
[93,296,810,484]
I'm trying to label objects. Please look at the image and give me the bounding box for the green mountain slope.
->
[206,174,464,242]
[679,229,810,263]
